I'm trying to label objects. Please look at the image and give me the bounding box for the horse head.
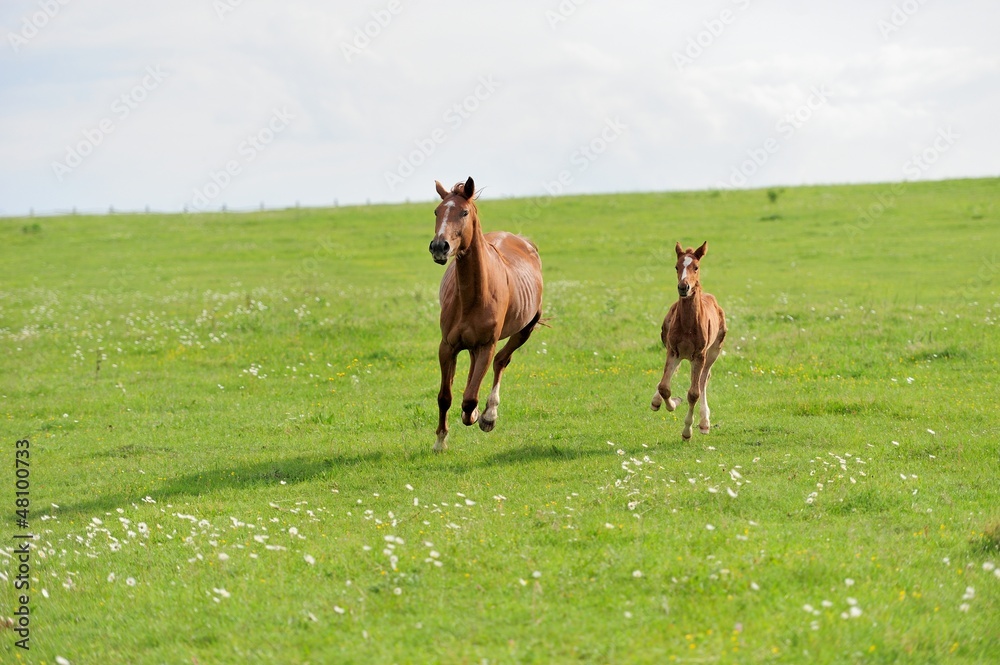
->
[429,177,478,265]
[674,241,708,298]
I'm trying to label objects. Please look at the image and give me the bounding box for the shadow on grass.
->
[59,451,386,516]
[478,442,609,467]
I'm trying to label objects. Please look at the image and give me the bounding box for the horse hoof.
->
[699,426,711,435]
[479,417,495,432]
[433,433,448,452]
[668,397,683,411]
[461,408,479,426]
[681,430,692,440]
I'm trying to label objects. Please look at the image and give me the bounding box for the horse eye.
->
[461,210,469,217]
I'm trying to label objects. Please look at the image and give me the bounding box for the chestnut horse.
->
[428,177,543,452]
[651,242,727,439]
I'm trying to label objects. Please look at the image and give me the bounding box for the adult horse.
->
[428,177,543,452]
[651,242,727,439]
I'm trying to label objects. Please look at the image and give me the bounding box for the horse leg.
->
[682,355,706,440]
[461,343,496,427]
[698,345,722,434]
[435,342,458,452]
[652,352,683,412]
[481,313,539,432]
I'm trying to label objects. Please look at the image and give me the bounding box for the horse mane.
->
[450,182,482,202]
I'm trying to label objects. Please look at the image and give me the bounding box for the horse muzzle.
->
[429,239,450,265]
[677,285,693,298]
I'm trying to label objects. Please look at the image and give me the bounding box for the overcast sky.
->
[1,0,997,216]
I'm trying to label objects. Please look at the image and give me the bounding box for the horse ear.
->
[435,180,449,200]
[463,177,475,200]
[694,242,708,259]
[674,242,684,257]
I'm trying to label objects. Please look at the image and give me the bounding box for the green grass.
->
[1,178,999,664]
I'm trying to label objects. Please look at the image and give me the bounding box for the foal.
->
[651,242,727,439]
[429,177,543,452]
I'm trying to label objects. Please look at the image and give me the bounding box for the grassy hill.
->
[1,178,998,663]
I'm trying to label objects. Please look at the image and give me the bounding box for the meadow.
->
[1,177,998,664]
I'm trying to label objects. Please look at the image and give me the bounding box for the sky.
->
[0,0,997,216]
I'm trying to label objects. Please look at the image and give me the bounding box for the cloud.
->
[0,0,997,215]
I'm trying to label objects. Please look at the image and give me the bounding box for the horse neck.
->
[674,288,705,326]
[454,218,491,308]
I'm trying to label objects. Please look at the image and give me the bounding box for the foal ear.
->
[435,180,449,200]
[674,242,684,257]
[463,177,475,200]
[694,242,708,259]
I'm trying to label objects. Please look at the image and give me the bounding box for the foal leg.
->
[481,313,539,432]
[652,352,684,412]
[698,346,722,434]
[461,343,496,427]
[435,342,458,452]
[682,355,706,440]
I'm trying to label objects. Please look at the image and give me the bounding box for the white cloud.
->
[0,0,997,215]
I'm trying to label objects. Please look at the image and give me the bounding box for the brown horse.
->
[651,241,727,439]
[428,177,543,452]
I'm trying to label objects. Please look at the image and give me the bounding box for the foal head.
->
[429,177,478,265]
[674,241,708,298]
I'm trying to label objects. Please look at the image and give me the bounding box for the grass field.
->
[2,177,999,664]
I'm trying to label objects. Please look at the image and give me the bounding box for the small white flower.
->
[218,553,230,561]
[750,582,760,591]
[959,603,970,612]
[623,611,633,619]
[983,562,995,572]
[845,578,855,587]
[632,570,643,578]
[56,658,71,665]
[706,524,715,531]
[333,605,346,614]
[107,573,116,583]
[304,554,316,565]
[962,586,975,600]
[393,587,402,595]
[532,571,542,579]
[213,587,231,598]
[126,577,136,586]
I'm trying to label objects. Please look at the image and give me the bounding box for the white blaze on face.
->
[680,255,693,282]
[436,200,456,239]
